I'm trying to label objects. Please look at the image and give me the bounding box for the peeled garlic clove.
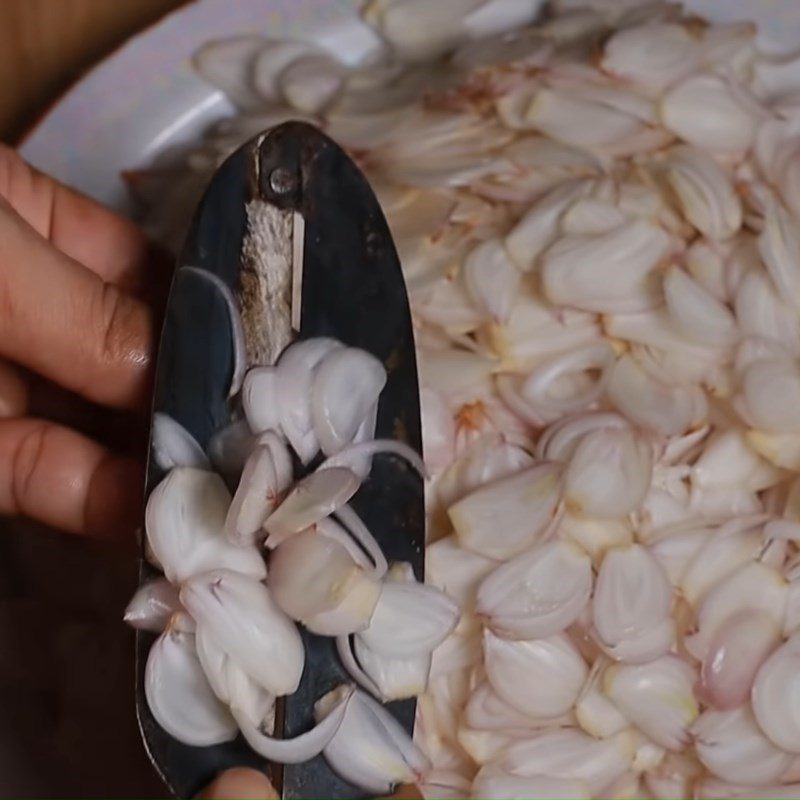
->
[145,468,266,583]
[601,22,697,91]
[735,271,800,355]
[237,683,354,764]
[464,681,554,731]
[472,767,591,800]
[269,527,379,628]
[463,238,520,323]
[747,428,800,470]
[564,426,653,518]
[505,178,592,270]
[593,544,674,662]
[421,388,456,473]
[740,358,800,434]
[605,655,698,750]
[426,534,498,609]
[495,729,634,795]
[145,629,237,746]
[476,540,592,639]
[180,569,304,697]
[311,347,387,455]
[694,706,794,784]
[576,673,629,739]
[151,413,209,471]
[541,219,670,314]
[606,353,708,436]
[661,73,758,154]
[304,575,384,637]
[664,265,739,347]
[758,195,800,312]
[263,466,360,546]
[242,366,280,433]
[691,429,769,491]
[124,579,182,633]
[752,635,800,753]
[689,561,788,662]
[484,629,588,718]
[663,145,742,241]
[359,579,459,658]
[448,462,562,559]
[699,609,781,711]
[352,635,431,701]
[224,445,277,546]
[680,516,765,606]
[315,687,431,794]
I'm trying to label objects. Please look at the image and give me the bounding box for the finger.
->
[0,202,154,411]
[0,359,28,418]
[0,144,155,293]
[0,417,143,539]
[199,768,278,800]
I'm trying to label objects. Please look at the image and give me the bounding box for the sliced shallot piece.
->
[280,53,347,114]
[575,667,629,739]
[151,413,209,471]
[698,609,780,711]
[752,634,800,753]
[593,544,674,663]
[503,341,616,424]
[739,357,800,433]
[224,444,278,546]
[192,36,266,110]
[464,681,557,732]
[693,706,794,785]
[351,635,431,702]
[124,579,182,633]
[180,569,304,697]
[564,426,653,518]
[333,504,388,578]
[268,527,381,634]
[535,412,628,462]
[483,629,588,718]
[207,419,257,487]
[242,366,280,434]
[319,439,426,478]
[311,347,387,456]
[263,466,360,547]
[476,540,592,639]
[145,468,266,583]
[314,686,431,794]
[145,629,237,747]
[541,219,671,313]
[604,655,698,750]
[358,575,459,658]
[448,462,562,559]
[759,195,800,312]
[237,683,356,764]
[494,728,635,796]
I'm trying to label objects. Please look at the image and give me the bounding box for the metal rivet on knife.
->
[269,167,297,195]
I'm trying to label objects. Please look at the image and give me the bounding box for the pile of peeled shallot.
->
[128,0,800,798]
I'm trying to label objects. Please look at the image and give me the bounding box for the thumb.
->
[198,768,278,799]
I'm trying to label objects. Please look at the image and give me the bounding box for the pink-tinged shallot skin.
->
[698,609,781,711]
[752,635,800,754]
[124,578,182,633]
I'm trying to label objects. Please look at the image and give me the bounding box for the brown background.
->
[0,2,183,796]
[0,0,186,143]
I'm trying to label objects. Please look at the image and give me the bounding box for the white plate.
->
[19,0,800,215]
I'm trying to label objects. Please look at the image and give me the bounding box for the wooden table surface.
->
[0,0,187,143]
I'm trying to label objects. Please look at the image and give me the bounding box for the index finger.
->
[0,144,157,293]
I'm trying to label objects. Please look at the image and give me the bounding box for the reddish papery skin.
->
[699,609,780,710]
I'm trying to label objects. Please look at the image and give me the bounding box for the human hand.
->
[0,144,171,539]
[199,768,421,799]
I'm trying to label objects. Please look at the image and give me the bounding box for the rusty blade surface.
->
[136,122,424,799]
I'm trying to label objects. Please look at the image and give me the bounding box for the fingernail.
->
[198,767,279,800]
